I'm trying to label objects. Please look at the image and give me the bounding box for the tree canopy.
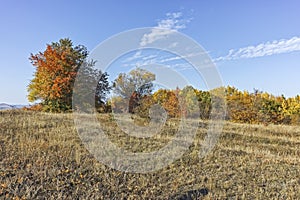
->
[26,39,300,125]
[28,38,110,112]
[112,68,155,113]
[113,67,155,98]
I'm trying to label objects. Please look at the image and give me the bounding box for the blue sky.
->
[1,0,300,104]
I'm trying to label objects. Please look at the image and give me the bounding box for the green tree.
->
[195,90,211,119]
[72,61,111,112]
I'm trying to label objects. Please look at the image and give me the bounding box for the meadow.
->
[0,110,299,199]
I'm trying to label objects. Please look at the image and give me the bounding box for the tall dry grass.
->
[0,110,299,199]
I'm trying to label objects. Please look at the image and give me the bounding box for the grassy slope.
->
[0,110,299,199]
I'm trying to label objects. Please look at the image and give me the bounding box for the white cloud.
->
[142,54,157,60]
[135,58,157,67]
[122,50,161,66]
[160,55,182,63]
[159,52,207,63]
[122,11,194,70]
[171,63,193,71]
[169,42,178,48]
[123,51,142,62]
[140,12,191,46]
[215,36,300,61]
[140,29,176,47]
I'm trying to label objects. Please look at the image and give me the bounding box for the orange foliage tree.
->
[153,89,180,118]
[28,38,110,112]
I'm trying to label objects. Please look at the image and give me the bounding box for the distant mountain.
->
[0,103,27,110]
[0,103,13,110]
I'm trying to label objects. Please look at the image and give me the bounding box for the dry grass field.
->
[0,110,299,199]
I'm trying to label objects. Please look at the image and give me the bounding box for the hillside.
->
[0,103,13,110]
[0,110,299,199]
[0,103,26,110]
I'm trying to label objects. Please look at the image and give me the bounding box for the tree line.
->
[26,38,300,125]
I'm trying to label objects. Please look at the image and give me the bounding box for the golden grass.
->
[0,110,299,199]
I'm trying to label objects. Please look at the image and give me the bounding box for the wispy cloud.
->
[122,11,192,68]
[121,50,161,67]
[121,11,203,72]
[140,12,191,46]
[215,36,300,61]
[123,51,142,63]
[170,63,193,71]
[159,52,207,63]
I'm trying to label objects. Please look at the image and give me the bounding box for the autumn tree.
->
[179,86,200,118]
[284,95,300,124]
[152,89,180,118]
[225,86,290,125]
[112,68,155,113]
[28,38,110,112]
